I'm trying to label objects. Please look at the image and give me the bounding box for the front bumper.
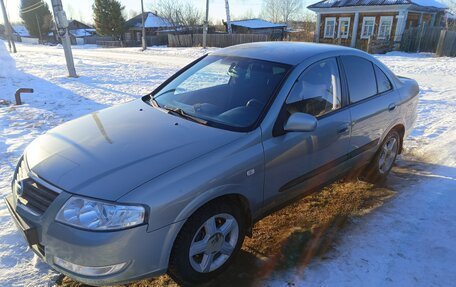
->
[5,193,182,286]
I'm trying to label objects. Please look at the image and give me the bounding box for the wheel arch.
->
[389,123,405,154]
[380,121,405,154]
[158,190,253,269]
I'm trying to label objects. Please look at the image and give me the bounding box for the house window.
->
[338,17,351,38]
[324,17,336,38]
[361,17,376,39]
[378,16,393,39]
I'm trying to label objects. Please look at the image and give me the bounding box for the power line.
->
[21,3,44,14]
[20,1,42,12]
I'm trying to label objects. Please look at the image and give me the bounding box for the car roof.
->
[211,42,359,66]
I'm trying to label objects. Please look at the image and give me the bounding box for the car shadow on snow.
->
[56,157,456,287]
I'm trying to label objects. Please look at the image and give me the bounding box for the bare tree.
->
[151,0,203,32]
[261,0,281,23]
[261,0,303,23]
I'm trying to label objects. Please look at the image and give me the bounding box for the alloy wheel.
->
[188,213,239,273]
[378,136,398,174]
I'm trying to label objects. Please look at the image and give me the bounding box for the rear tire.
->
[364,130,400,183]
[168,201,245,286]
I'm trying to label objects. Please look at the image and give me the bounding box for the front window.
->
[152,55,291,130]
[324,17,336,38]
[286,58,341,117]
[361,17,376,39]
[338,17,351,39]
[378,16,393,39]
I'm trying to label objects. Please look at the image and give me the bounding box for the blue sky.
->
[1,0,314,25]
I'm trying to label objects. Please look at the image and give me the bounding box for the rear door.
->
[262,57,351,210]
[340,56,400,165]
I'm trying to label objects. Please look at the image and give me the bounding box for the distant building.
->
[124,12,174,45]
[225,19,287,39]
[11,24,39,44]
[67,20,96,45]
[308,0,447,48]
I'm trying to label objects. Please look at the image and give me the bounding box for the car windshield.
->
[153,55,291,130]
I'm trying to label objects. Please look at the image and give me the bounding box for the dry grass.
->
[57,178,397,287]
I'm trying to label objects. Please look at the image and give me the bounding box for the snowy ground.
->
[0,42,455,287]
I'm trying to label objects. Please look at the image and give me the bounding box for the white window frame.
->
[378,16,394,39]
[338,17,351,39]
[361,16,376,39]
[324,17,336,38]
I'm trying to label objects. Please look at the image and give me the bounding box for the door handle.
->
[337,124,349,134]
[388,103,397,111]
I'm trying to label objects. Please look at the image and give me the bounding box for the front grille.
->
[15,159,59,215]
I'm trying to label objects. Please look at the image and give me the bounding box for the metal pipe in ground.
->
[15,88,34,105]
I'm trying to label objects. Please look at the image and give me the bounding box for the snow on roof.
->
[410,0,447,9]
[69,28,96,37]
[144,12,173,28]
[12,25,30,37]
[229,19,287,29]
[126,12,173,29]
[308,0,447,9]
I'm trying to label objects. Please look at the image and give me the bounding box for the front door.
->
[262,57,351,211]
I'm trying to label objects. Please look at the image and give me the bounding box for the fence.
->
[124,34,169,47]
[168,33,269,48]
[436,30,456,57]
[84,35,115,45]
[96,40,123,48]
[401,25,456,56]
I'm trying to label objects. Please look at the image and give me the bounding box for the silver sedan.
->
[6,42,419,286]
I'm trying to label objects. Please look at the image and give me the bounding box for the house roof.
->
[229,19,287,29]
[308,0,447,10]
[68,20,92,30]
[69,28,96,37]
[126,12,173,29]
[11,25,30,37]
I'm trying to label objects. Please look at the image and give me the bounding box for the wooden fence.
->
[401,25,456,56]
[436,30,456,57]
[84,36,115,45]
[96,40,123,48]
[168,33,269,48]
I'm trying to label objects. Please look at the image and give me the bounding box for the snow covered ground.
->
[0,42,455,286]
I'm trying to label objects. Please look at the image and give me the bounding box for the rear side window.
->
[341,56,377,103]
[374,65,392,93]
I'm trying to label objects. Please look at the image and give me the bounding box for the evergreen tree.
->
[93,0,126,38]
[20,0,54,38]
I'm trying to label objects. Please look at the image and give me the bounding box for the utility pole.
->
[0,0,16,53]
[50,0,77,77]
[141,0,146,50]
[35,14,42,44]
[225,0,232,34]
[203,0,209,49]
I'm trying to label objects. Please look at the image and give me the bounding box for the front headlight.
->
[56,196,146,231]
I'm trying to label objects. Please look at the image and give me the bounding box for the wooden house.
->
[307,0,447,48]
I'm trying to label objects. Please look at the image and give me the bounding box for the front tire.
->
[364,130,400,183]
[168,201,245,286]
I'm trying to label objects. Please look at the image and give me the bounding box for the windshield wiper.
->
[163,106,208,125]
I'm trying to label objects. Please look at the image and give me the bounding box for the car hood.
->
[25,99,242,201]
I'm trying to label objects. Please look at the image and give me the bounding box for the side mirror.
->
[284,112,317,132]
